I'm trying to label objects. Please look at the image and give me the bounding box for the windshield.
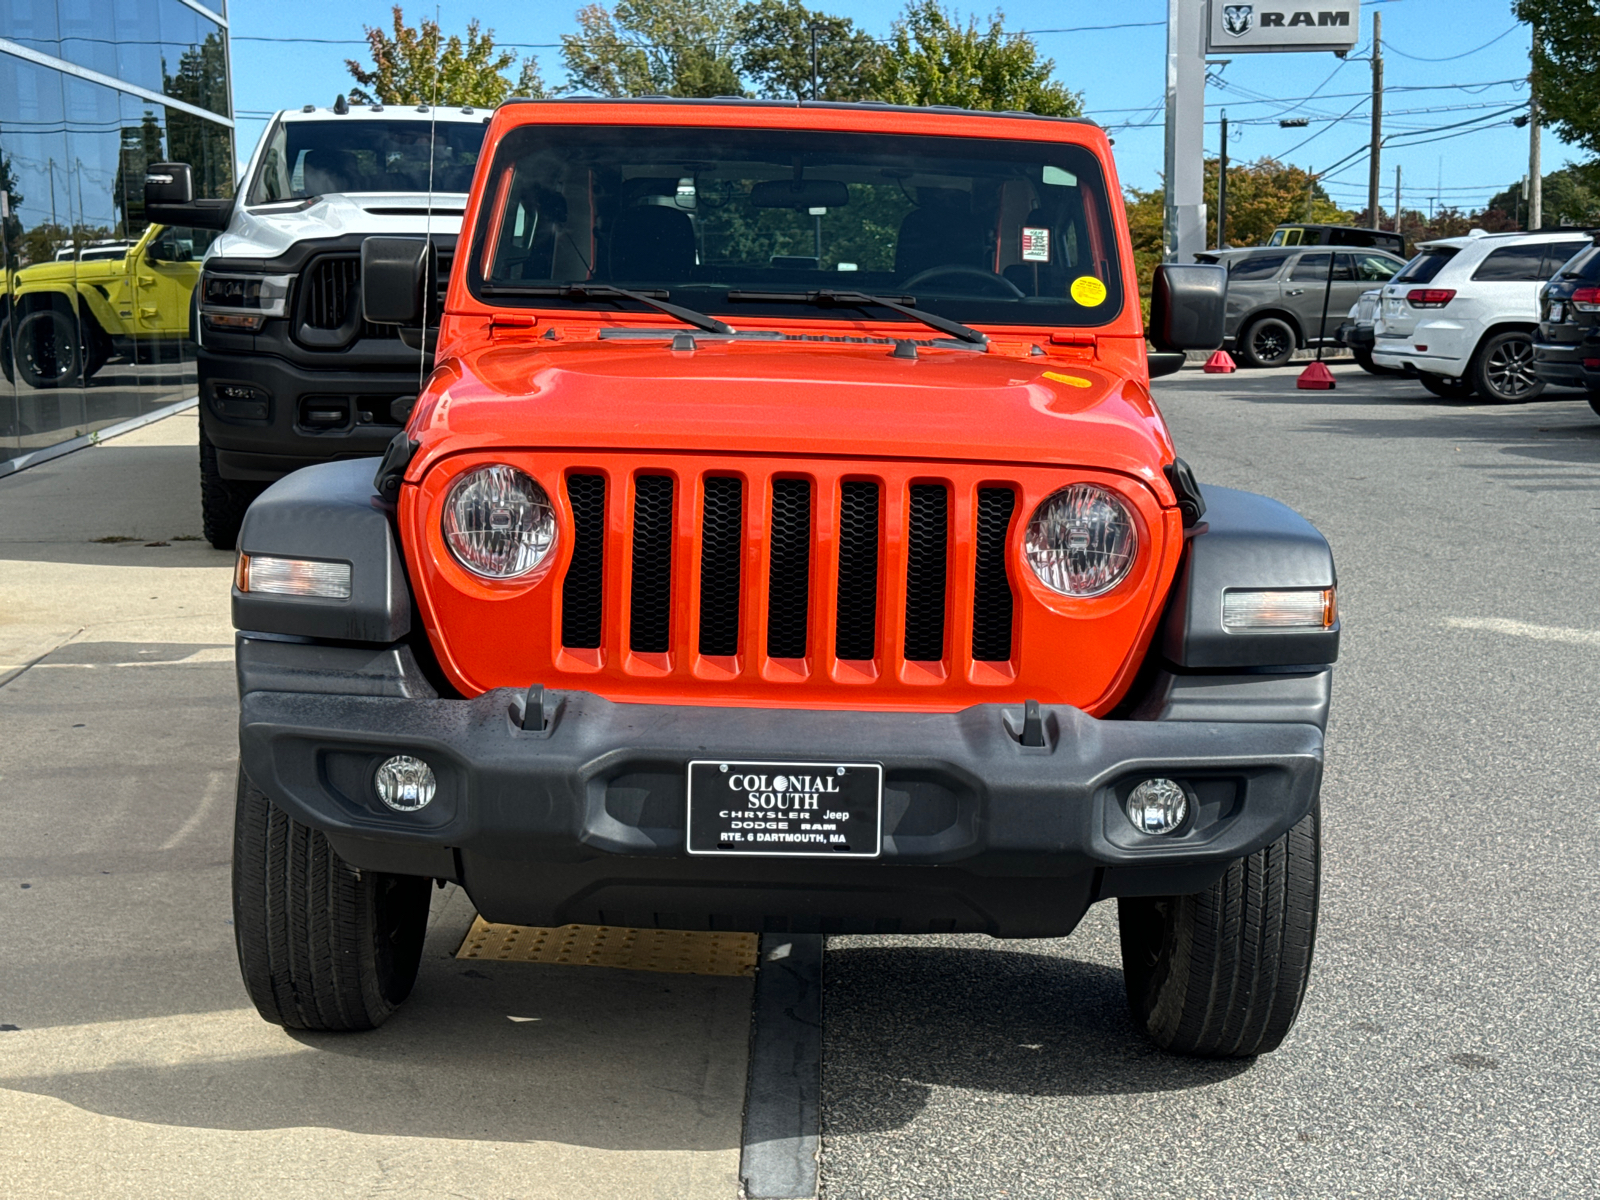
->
[467,124,1124,330]
[249,119,487,203]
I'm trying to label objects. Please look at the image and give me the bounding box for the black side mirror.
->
[361,236,435,327]
[1150,263,1227,352]
[144,162,233,231]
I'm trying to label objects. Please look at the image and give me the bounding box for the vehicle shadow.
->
[0,900,753,1150]
[822,944,1250,1136]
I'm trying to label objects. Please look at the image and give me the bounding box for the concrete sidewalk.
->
[0,412,751,1199]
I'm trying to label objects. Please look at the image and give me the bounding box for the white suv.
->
[1372,230,1591,402]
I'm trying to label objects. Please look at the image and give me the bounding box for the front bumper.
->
[237,638,1328,937]
[199,342,418,481]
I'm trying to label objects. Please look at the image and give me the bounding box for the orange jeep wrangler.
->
[230,99,1338,1058]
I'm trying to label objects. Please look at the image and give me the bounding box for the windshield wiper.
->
[726,288,987,346]
[480,282,733,335]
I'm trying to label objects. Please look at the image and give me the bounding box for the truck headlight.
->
[202,272,293,331]
[1023,484,1137,597]
[442,465,556,579]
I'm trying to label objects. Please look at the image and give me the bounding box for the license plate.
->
[1550,302,1565,322]
[685,760,883,857]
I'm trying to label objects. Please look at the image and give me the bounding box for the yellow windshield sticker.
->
[1043,370,1092,388]
[1070,275,1108,307]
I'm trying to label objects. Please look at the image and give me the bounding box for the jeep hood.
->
[207,192,468,263]
[415,339,1176,494]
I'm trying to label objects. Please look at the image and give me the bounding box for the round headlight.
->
[442,465,556,579]
[1024,484,1137,597]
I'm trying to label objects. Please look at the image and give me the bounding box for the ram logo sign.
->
[1207,0,1360,53]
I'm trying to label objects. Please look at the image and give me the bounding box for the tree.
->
[112,111,165,235]
[562,0,744,97]
[1204,156,1347,248]
[1516,1,1600,160]
[347,6,543,107]
[164,34,236,199]
[0,149,24,268]
[737,0,877,100]
[1485,164,1600,229]
[861,2,1081,116]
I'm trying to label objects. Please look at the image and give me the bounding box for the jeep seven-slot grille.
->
[559,468,1019,676]
[299,250,454,344]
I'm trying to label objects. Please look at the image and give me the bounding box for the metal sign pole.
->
[1164,0,1207,263]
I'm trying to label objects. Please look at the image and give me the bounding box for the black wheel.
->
[1587,390,1600,418]
[1119,804,1320,1058]
[1235,317,1297,369]
[1353,347,1402,376]
[0,316,13,384]
[199,426,263,551]
[1469,330,1544,403]
[233,769,432,1031]
[1417,372,1476,400]
[13,304,82,388]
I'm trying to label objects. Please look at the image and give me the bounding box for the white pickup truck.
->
[145,102,488,548]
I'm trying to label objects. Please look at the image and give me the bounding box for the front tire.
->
[13,304,82,389]
[199,426,263,550]
[1235,317,1297,369]
[1417,372,1476,400]
[1586,390,1600,417]
[232,769,432,1031]
[1469,330,1544,403]
[1118,804,1320,1058]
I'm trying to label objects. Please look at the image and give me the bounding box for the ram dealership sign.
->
[1207,0,1360,53]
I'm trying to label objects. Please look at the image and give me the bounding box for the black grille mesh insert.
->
[766,478,812,658]
[698,477,743,656]
[301,253,451,342]
[903,484,949,662]
[561,474,607,649]
[972,487,1017,662]
[629,475,675,653]
[834,481,880,660]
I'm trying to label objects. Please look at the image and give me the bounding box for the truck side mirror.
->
[360,237,435,327]
[1150,263,1227,352]
[144,162,233,231]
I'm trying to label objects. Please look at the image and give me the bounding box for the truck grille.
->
[297,248,454,345]
[554,460,1021,684]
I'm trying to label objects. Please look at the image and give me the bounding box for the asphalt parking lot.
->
[823,363,1600,1199]
[3,363,1599,1198]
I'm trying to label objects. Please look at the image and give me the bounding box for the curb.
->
[740,933,824,1200]
[0,396,197,481]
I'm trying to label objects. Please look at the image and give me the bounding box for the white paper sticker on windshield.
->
[1021,227,1050,262]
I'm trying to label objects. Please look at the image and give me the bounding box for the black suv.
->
[1532,236,1600,414]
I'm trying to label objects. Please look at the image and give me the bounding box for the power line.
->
[1385,25,1520,63]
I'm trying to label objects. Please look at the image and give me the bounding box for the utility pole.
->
[1306,166,1315,222]
[1393,164,1402,236]
[1368,11,1383,229]
[1529,26,1542,230]
[1217,110,1228,249]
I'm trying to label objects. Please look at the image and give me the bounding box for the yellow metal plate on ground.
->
[457,917,758,977]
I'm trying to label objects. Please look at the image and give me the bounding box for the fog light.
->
[374,755,436,812]
[1127,778,1188,835]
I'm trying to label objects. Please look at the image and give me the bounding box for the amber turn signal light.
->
[1221,588,1337,630]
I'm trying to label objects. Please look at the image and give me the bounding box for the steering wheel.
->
[902,264,1026,298]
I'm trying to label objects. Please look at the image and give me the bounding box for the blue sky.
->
[229,0,1570,214]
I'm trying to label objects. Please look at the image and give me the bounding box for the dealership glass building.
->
[0,0,235,462]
